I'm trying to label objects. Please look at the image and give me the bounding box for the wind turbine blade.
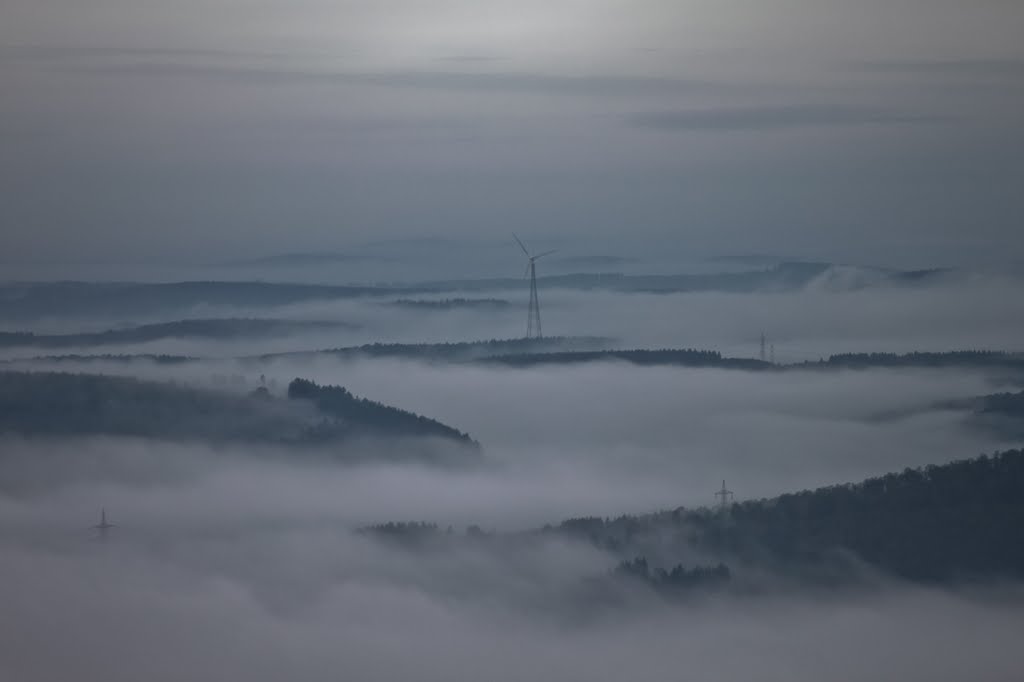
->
[525,263,531,278]
[512,233,530,257]
[533,249,558,260]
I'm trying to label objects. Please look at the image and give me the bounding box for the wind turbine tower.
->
[513,234,557,339]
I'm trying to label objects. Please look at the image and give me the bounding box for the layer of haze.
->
[3,1,1024,678]
[4,275,1024,361]
[2,0,1023,269]
[3,497,1024,682]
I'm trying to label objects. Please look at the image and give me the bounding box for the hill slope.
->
[0,371,479,460]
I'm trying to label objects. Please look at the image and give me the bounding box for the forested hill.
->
[545,450,1024,585]
[260,336,612,362]
[481,349,769,370]
[287,378,478,448]
[0,281,405,321]
[0,318,354,349]
[387,298,511,310]
[0,371,479,458]
[805,351,1024,371]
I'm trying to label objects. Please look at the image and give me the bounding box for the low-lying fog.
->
[4,274,1024,360]
[2,474,1023,682]
[4,274,1024,681]
[1,359,1016,526]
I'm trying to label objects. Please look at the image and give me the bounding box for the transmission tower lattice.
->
[714,480,735,510]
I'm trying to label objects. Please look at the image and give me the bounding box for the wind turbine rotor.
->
[512,233,531,258]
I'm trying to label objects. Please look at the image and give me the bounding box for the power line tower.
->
[93,507,115,540]
[760,332,767,362]
[714,480,734,510]
[513,234,557,339]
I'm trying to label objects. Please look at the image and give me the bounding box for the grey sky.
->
[2,0,1022,269]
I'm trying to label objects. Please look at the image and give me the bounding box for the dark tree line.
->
[977,390,1024,418]
[0,371,480,456]
[262,336,611,362]
[482,349,769,370]
[388,298,511,310]
[806,351,1024,371]
[613,557,731,592]
[0,370,304,441]
[288,378,479,448]
[0,318,353,349]
[353,450,1024,599]
[0,353,196,366]
[546,450,1024,584]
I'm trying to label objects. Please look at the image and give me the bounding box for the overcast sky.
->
[2,0,1022,269]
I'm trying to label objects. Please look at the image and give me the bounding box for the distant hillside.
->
[544,449,1024,585]
[478,348,1024,374]
[260,336,614,362]
[0,318,355,348]
[0,353,197,366]
[0,281,407,321]
[388,298,512,310]
[978,390,1024,417]
[354,450,1024,599]
[0,264,951,320]
[0,337,615,367]
[288,378,477,448]
[805,351,1024,371]
[0,371,479,460]
[481,349,769,370]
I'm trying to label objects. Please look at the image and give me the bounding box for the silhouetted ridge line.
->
[0,318,355,349]
[0,371,480,460]
[481,349,770,369]
[287,378,479,449]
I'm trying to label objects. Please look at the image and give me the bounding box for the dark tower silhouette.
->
[93,508,115,539]
[513,234,557,339]
[714,480,735,510]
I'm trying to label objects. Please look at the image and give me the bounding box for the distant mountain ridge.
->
[0,318,356,348]
[0,263,961,320]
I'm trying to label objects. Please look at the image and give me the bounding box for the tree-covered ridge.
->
[611,557,731,593]
[388,298,511,310]
[0,371,307,442]
[806,351,1024,370]
[0,281,412,321]
[346,451,1024,600]
[0,371,479,456]
[545,450,1024,584]
[287,378,478,448]
[0,318,355,348]
[977,390,1024,417]
[0,353,197,366]
[478,348,1024,372]
[482,349,769,370]
[262,336,613,362]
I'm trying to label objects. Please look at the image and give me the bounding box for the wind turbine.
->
[513,234,557,339]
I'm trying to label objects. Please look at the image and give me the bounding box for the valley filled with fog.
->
[5,0,1024,673]
[2,266,1024,680]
